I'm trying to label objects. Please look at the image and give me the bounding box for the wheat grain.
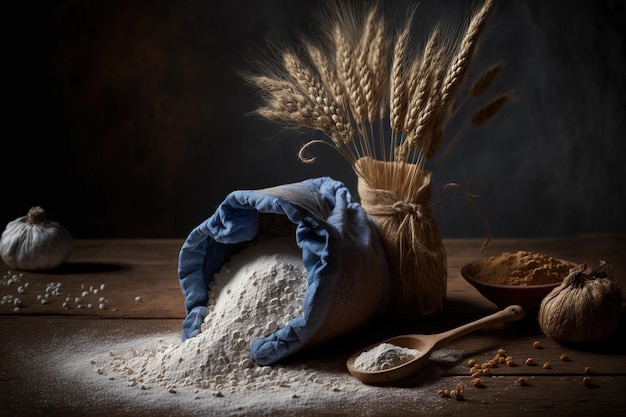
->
[305,43,344,107]
[389,18,413,134]
[403,29,445,154]
[366,11,389,122]
[250,74,311,125]
[420,49,448,159]
[248,75,296,94]
[334,25,365,125]
[282,52,318,100]
[469,92,512,126]
[283,51,354,145]
[402,46,446,163]
[403,59,421,123]
[280,53,329,128]
[406,27,441,109]
[356,7,378,124]
[402,63,425,140]
[469,62,505,97]
[363,8,390,161]
[440,0,497,113]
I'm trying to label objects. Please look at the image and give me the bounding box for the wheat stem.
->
[433,122,469,170]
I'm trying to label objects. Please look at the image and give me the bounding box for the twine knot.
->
[391,201,428,218]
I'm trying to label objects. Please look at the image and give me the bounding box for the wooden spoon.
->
[346,305,525,384]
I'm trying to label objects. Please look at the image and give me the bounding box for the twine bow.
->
[391,200,429,218]
[360,185,432,225]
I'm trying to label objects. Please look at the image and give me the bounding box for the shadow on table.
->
[38,262,129,274]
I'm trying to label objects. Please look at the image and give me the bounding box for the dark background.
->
[3,0,625,239]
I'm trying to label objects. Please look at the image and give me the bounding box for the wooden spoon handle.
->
[432,305,525,351]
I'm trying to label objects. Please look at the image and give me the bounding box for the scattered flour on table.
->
[27,234,468,415]
[37,328,465,416]
[353,343,420,371]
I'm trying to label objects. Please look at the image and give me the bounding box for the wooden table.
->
[1,235,625,416]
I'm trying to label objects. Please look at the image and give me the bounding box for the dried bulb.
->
[538,260,622,343]
[0,206,74,270]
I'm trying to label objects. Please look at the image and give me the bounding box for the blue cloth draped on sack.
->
[178,177,390,365]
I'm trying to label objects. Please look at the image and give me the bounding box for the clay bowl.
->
[460,259,575,312]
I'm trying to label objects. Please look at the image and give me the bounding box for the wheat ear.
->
[469,61,505,97]
[356,7,378,124]
[305,43,343,107]
[366,11,389,122]
[249,75,312,126]
[403,28,443,149]
[334,25,366,126]
[283,51,354,145]
[389,16,413,135]
[421,48,449,160]
[440,0,497,113]
[469,92,513,126]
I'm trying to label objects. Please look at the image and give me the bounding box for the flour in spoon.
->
[353,343,421,372]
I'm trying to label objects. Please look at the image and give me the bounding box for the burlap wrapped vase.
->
[355,157,447,320]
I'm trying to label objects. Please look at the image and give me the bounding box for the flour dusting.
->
[34,322,465,416]
[25,235,468,415]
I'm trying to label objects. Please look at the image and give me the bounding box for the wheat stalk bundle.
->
[246,0,510,319]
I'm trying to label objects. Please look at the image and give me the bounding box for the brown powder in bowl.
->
[467,251,571,286]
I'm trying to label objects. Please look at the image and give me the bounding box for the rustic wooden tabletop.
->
[1,234,625,416]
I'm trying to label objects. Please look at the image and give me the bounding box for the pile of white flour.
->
[106,235,317,394]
